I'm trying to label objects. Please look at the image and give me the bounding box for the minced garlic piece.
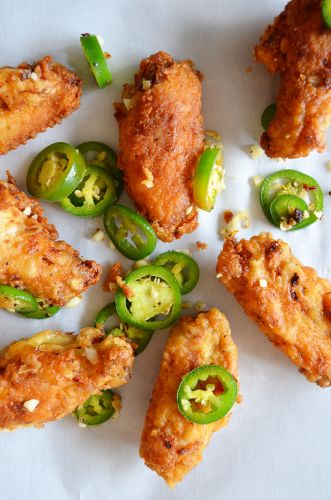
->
[186,205,193,215]
[252,176,264,188]
[91,229,105,242]
[195,301,206,312]
[303,210,310,220]
[220,211,250,239]
[23,206,32,216]
[141,167,154,188]
[84,347,98,365]
[249,144,263,159]
[216,273,222,279]
[142,79,151,90]
[259,279,267,288]
[23,399,40,412]
[181,302,193,310]
[205,129,222,141]
[123,98,134,110]
[327,161,331,171]
[314,211,323,219]
[30,72,38,81]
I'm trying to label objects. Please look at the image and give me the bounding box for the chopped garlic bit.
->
[216,272,222,279]
[141,167,154,188]
[23,399,40,412]
[22,206,32,216]
[176,248,192,256]
[142,79,152,90]
[123,98,134,110]
[303,210,310,220]
[249,144,263,160]
[327,161,331,172]
[280,217,296,231]
[259,279,268,288]
[181,302,193,310]
[220,211,250,239]
[308,202,316,211]
[30,72,39,81]
[252,176,264,188]
[205,129,222,141]
[111,394,122,419]
[65,296,82,308]
[84,347,98,365]
[274,157,285,163]
[186,205,193,215]
[78,422,87,429]
[133,259,149,269]
[314,211,323,219]
[91,229,105,242]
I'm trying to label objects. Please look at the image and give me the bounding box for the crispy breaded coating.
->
[254,0,331,158]
[114,51,204,242]
[0,56,81,155]
[0,174,100,307]
[217,234,331,387]
[139,308,239,486]
[0,327,134,430]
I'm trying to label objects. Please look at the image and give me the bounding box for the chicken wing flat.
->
[0,56,81,155]
[139,308,239,486]
[254,0,331,158]
[114,51,204,242]
[0,173,100,307]
[0,327,134,430]
[217,234,331,387]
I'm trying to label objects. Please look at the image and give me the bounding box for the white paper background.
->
[0,1,330,499]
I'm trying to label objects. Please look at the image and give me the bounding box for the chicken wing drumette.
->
[255,0,331,158]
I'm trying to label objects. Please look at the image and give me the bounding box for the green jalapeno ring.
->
[27,142,86,202]
[0,285,39,314]
[154,251,200,295]
[322,0,331,29]
[115,265,181,331]
[94,302,153,355]
[22,298,61,319]
[269,194,313,231]
[60,164,116,217]
[193,145,224,212]
[259,169,324,227]
[74,389,117,425]
[261,103,277,130]
[103,205,157,261]
[77,141,123,200]
[177,365,238,425]
[80,34,112,88]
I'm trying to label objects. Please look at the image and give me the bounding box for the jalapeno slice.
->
[74,389,118,425]
[80,34,112,88]
[60,164,116,217]
[260,169,323,230]
[0,285,38,313]
[103,205,157,260]
[94,302,153,355]
[193,145,224,212]
[77,141,123,200]
[177,365,238,425]
[322,0,331,29]
[27,142,86,202]
[22,299,60,319]
[261,103,277,130]
[115,265,181,331]
[154,251,200,295]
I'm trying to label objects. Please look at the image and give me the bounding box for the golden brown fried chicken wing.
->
[114,51,204,242]
[0,327,134,430]
[217,234,331,387]
[254,0,331,158]
[0,173,100,307]
[0,56,81,155]
[139,308,239,486]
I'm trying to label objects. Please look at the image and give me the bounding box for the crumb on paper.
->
[220,211,250,239]
[249,144,263,159]
[104,262,123,292]
[103,52,111,59]
[181,302,193,310]
[244,66,252,73]
[223,210,234,224]
[327,161,331,171]
[196,241,208,251]
[195,301,206,312]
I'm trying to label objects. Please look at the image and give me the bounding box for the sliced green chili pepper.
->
[94,302,153,355]
[22,299,60,319]
[80,34,112,88]
[260,169,323,230]
[74,389,117,425]
[77,141,123,200]
[261,103,277,130]
[103,205,157,260]
[322,0,331,29]
[154,251,200,295]
[193,145,224,212]
[177,365,238,425]
[115,265,181,331]
[27,142,86,202]
[0,285,38,313]
[60,164,116,217]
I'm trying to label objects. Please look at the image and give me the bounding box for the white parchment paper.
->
[0,1,330,499]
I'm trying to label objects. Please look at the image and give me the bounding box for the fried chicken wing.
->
[114,51,204,242]
[217,234,331,387]
[0,327,134,430]
[0,56,81,155]
[0,173,100,307]
[254,0,331,158]
[139,308,239,486]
